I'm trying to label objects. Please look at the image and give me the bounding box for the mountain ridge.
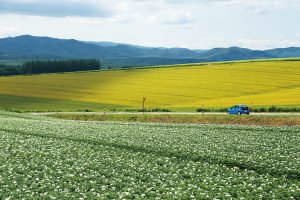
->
[1,35,300,68]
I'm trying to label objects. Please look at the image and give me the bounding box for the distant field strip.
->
[50,113,300,126]
[0,60,299,111]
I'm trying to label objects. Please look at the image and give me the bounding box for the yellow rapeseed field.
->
[0,60,299,111]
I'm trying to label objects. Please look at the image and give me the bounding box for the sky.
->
[0,0,300,50]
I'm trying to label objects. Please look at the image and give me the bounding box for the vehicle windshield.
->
[242,106,249,110]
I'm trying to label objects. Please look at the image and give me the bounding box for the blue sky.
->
[0,0,300,49]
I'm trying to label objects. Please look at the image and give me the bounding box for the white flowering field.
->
[0,111,299,199]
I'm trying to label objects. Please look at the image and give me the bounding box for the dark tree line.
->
[0,64,21,75]
[0,59,101,76]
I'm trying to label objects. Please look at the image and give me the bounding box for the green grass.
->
[0,94,126,112]
[0,111,299,199]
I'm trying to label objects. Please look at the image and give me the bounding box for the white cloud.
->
[148,10,194,26]
[0,0,197,26]
[0,25,18,37]
[0,0,115,18]
[210,0,300,13]
[95,0,196,26]
[166,0,299,7]
[164,0,300,13]
[1,0,299,19]
[193,37,300,50]
[234,37,300,49]
[0,0,299,49]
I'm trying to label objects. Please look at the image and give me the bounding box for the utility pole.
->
[142,97,146,114]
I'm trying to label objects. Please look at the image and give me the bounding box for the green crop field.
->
[0,111,299,199]
[0,60,299,112]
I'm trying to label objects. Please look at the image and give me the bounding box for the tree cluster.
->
[0,59,101,76]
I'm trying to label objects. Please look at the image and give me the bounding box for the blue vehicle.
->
[227,105,250,115]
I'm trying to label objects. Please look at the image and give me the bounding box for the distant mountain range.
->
[1,35,300,68]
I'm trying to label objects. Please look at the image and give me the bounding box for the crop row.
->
[0,111,299,199]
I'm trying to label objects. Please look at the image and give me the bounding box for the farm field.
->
[0,60,299,112]
[0,111,299,199]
